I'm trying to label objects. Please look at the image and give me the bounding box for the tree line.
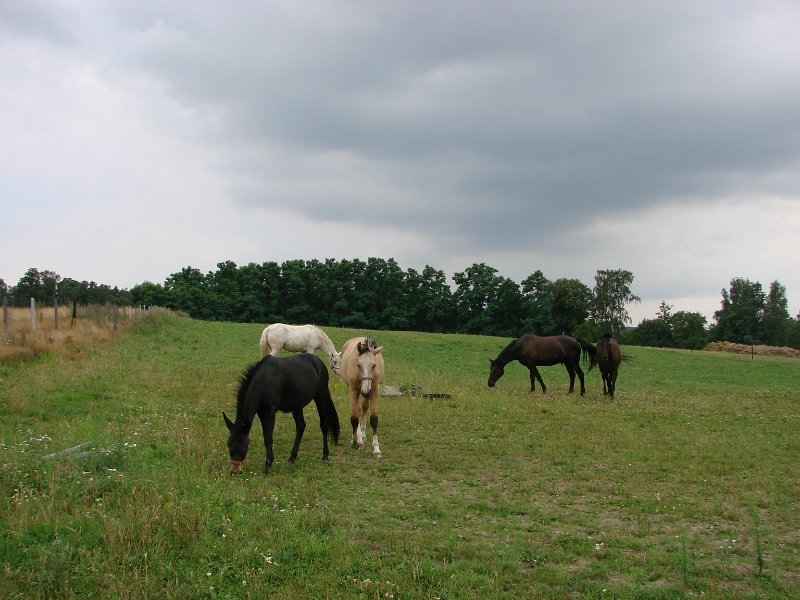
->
[3,261,799,350]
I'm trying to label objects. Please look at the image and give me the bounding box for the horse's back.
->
[247,354,328,410]
[518,334,580,364]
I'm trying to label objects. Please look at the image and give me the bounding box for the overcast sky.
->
[2,1,799,325]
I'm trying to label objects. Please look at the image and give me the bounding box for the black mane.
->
[235,357,267,419]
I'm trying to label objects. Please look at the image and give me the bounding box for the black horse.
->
[223,353,340,474]
[488,334,596,394]
[596,332,622,398]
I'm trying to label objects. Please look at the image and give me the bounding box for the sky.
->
[2,1,800,325]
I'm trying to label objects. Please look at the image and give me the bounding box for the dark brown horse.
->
[488,334,596,394]
[596,332,622,398]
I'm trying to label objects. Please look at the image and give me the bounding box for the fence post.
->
[30,298,36,331]
[2,295,7,334]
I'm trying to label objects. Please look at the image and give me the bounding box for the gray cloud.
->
[2,0,799,323]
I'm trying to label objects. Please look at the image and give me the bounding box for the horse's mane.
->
[235,359,264,418]
[357,337,378,354]
[493,337,521,365]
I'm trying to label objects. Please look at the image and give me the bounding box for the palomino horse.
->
[223,353,340,474]
[596,332,622,398]
[488,334,596,394]
[340,336,385,457]
[259,323,341,374]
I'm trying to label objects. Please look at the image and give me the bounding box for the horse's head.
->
[329,352,342,375]
[354,344,383,397]
[487,359,504,388]
[223,412,250,473]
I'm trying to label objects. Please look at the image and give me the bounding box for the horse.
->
[259,323,341,374]
[222,353,340,474]
[596,332,622,398]
[339,336,385,457]
[488,334,596,394]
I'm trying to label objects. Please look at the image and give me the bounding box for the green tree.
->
[632,318,673,347]
[591,269,640,334]
[761,280,791,346]
[164,266,213,319]
[452,263,521,335]
[520,270,556,335]
[549,278,593,335]
[711,278,765,344]
[130,281,168,308]
[405,266,456,333]
[671,311,709,349]
[11,268,45,306]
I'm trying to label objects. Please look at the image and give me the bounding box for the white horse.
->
[259,323,341,374]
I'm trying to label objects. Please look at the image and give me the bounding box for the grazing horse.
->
[223,353,340,474]
[596,332,622,398]
[488,334,596,394]
[259,323,341,374]
[340,336,385,457]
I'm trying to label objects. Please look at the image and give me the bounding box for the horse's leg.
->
[358,396,369,450]
[563,363,575,393]
[368,393,381,458]
[576,363,585,395]
[261,411,277,474]
[349,389,363,450]
[288,409,306,463]
[609,369,618,399]
[529,366,546,393]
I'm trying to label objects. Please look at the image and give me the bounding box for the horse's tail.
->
[576,338,597,371]
[324,390,340,444]
[258,327,270,358]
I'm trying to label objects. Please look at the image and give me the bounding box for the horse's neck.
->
[316,330,336,355]
[496,339,521,366]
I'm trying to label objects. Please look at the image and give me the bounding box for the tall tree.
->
[164,266,213,319]
[670,311,709,350]
[549,278,593,335]
[12,268,44,306]
[405,266,456,333]
[761,280,790,346]
[592,269,640,333]
[520,270,556,335]
[452,263,516,334]
[712,278,765,343]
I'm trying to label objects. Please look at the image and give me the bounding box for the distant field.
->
[1,312,798,598]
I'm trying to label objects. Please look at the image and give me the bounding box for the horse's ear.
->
[223,412,235,431]
[373,346,384,355]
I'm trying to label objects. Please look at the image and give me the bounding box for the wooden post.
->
[30,298,36,330]
[2,295,7,333]
[71,300,77,328]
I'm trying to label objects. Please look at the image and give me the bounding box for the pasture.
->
[1,311,798,598]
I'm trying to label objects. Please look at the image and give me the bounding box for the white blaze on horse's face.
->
[356,351,378,397]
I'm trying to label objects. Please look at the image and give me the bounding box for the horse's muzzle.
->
[230,459,245,473]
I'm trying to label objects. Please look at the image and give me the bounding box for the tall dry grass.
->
[0,304,144,364]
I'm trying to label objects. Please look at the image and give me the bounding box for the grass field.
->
[1,311,798,598]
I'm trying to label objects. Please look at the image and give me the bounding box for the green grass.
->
[1,313,799,598]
